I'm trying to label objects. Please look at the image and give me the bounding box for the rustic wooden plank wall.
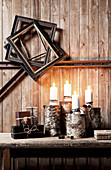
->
[0,0,111,131]
[0,0,111,169]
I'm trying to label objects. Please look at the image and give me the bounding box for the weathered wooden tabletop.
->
[0,133,111,149]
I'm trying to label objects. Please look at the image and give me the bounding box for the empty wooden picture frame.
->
[7,20,66,81]
[5,15,57,66]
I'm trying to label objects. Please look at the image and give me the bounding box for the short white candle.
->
[72,91,80,110]
[64,80,71,97]
[85,86,93,103]
[50,82,57,100]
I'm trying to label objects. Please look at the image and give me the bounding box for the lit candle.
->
[72,91,80,110]
[50,82,57,100]
[64,80,71,97]
[85,86,93,103]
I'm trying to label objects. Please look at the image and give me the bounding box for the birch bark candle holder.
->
[71,110,86,139]
[44,105,60,137]
[60,101,72,137]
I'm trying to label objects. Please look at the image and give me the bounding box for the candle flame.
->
[88,86,92,91]
[88,86,90,90]
[53,82,55,87]
[66,80,69,84]
[74,91,76,95]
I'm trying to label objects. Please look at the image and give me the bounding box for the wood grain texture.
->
[0,0,111,132]
[89,0,99,59]
[51,0,60,103]
[99,0,108,59]
[31,0,40,123]
[79,68,88,107]
[98,68,109,128]
[108,0,111,59]
[88,68,98,107]
[59,0,70,57]
[70,68,79,96]
[60,68,70,101]
[80,0,88,59]
[2,0,12,132]
[51,67,60,104]
[21,0,32,111]
[0,0,3,132]
[108,69,111,128]
[88,0,99,107]
[11,0,22,127]
[40,0,51,124]
[70,0,79,60]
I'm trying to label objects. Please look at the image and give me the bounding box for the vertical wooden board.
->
[3,149,10,170]
[0,0,3,132]
[108,0,111,59]
[98,68,109,128]
[31,0,41,122]
[31,0,40,20]
[40,0,50,57]
[51,0,60,103]
[51,67,60,104]
[0,0,3,88]
[51,0,60,43]
[21,0,32,111]
[88,0,99,111]
[99,0,109,129]
[70,0,79,60]
[80,0,88,59]
[59,0,70,57]
[79,68,88,107]
[70,68,80,95]
[99,0,108,59]
[40,71,51,125]
[11,0,22,126]
[91,158,99,170]
[108,69,111,128]
[88,69,98,107]
[79,0,88,113]
[89,0,99,59]
[60,68,70,101]
[40,0,51,124]
[2,0,12,132]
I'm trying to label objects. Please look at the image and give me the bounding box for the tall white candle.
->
[64,80,71,96]
[85,86,93,103]
[72,91,80,110]
[50,82,57,100]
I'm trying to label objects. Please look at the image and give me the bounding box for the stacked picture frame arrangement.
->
[0,15,66,98]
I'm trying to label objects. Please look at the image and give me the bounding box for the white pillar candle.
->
[85,86,93,103]
[64,80,71,96]
[50,82,57,100]
[72,91,80,110]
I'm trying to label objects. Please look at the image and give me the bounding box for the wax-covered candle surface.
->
[50,82,57,100]
[85,86,93,103]
[72,91,80,110]
[64,80,71,97]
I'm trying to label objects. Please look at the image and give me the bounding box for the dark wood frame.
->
[5,15,57,66]
[7,20,66,80]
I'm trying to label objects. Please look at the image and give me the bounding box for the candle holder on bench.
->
[84,106,101,137]
[44,105,60,137]
[71,109,86,139]
[60,101,72,137]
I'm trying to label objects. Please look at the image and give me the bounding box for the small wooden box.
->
[16,111,31,126]
[94,130,111,140]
